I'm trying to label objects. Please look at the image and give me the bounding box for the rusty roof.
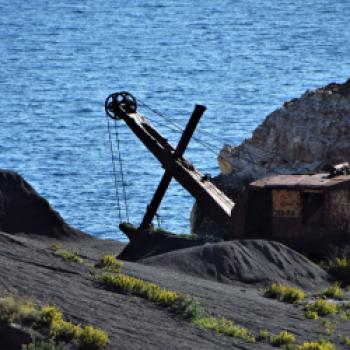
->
[250,173,350,190]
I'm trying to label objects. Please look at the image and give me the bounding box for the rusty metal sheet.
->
[250,174,350,190]
[272,189,301,218]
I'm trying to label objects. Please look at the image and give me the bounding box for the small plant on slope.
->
[77,325,109,350]
[325,256,350,285]
[305,299,337,317]
[96,254,123,272]
[298,340,336,350]
[264,283,305,303]
[320,282,344,299]
[22,339,63,350]
[193,316,255,343]
[270,331,296,347]
[343,336,350,346]
[55,249,84,264]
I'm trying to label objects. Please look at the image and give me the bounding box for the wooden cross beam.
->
[105,92,235,231]
[139,105,206,229]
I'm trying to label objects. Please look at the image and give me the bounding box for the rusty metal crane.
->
[105,91,235,233]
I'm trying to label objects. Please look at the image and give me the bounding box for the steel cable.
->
[113,120,130,222]
[106,116,122,223]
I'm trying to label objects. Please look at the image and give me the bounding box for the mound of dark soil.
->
[0,169,84,238]
[142,240,330,289]
[118,226,203,261]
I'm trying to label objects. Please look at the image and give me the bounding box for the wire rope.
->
[113,120,130,222]
[106,116,122,223]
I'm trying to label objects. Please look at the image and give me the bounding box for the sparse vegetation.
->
[257,329,270,341]
[193,316,255,343]
[343,336,350,346]
[305,310,319,320]
[270,331,296,347]
[96,271,257,343]
[40,305,108,349]
[321,320,336,336]
[96,272,202,318]
[96,254,123,272]
[0,294,39,323]
[339,311,349,321]
[324,256,350,286]
[298,340,336,350]
[50,243,62,252]
[77,325,109,350]
[22,339,63,350]
[0,295,108,350]
[51,319,82,341]
[264,283,306,303]
[55,249,84,264]
[305,299,337,317]
[320,282,344,299]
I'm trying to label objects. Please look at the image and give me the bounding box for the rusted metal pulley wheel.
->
[105,91,137,120]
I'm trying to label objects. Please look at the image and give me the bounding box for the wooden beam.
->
[116,109,234,229]
[139,105,206,229]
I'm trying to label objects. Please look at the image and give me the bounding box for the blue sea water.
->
[1,0,349,241]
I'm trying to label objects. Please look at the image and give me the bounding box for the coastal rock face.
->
[0,169,84,238]
[192,79,350,237]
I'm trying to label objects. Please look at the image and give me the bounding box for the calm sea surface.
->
[1,0,350,241]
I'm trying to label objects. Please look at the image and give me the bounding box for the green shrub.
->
[270,331,296,347]
[343,336,350,346]
[320,282,344,299]
[305,299,337,317]
[325,257,350,285]
[40,305,63,325]
[257,329,270,341]
[298,340,336,350]
[96,272,203,317]
[22,339,61,350]
[305,310,319,320]
[77,325,109,350]
[51,319,82,341]
[193,316,255,343]
[171,294,204,320]
[97,255,123,272]
[96,272,257,343]
[321,320,336,336]
[50,243,62,252]
[264,283,305,303]
[97,273,177,305]
[340,312,349,321]
[0,294,39,324]
[1,294,108,349]
[55,249,84,264]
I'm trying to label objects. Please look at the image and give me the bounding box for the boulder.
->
[0,169,84,238]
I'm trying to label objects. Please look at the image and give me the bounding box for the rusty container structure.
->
[229,173,350,251]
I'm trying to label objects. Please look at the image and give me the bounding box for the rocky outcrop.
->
[192,79,350,237]
[0,169,85,238]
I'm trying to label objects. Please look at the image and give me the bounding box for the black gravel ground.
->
[1,169,349,349]
[0,231,349,350]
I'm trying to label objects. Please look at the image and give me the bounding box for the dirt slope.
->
[142,240,330,289]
